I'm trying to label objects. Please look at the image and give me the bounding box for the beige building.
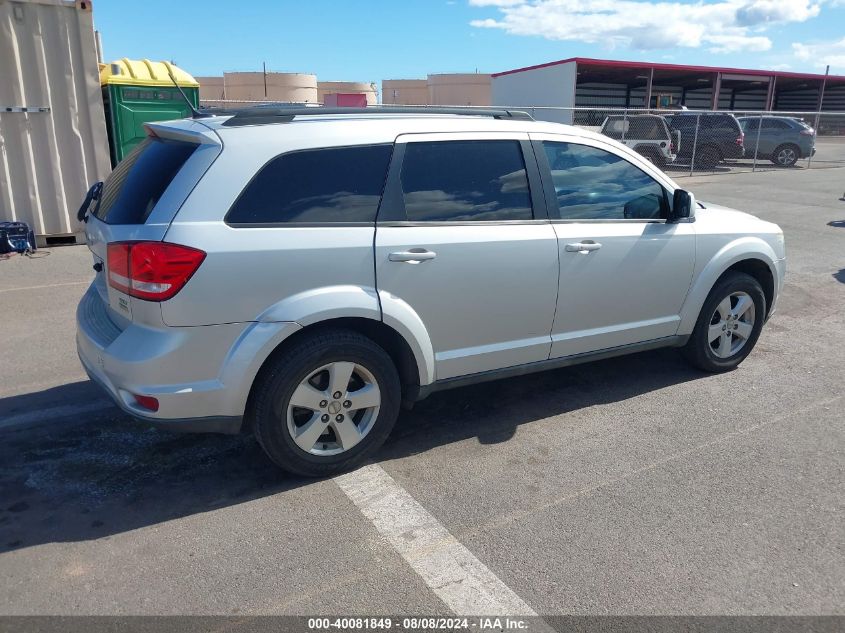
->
[196,76,225,101]
[427,73,491,106]
[226,72,318,102]
[317,81,377,104]
[382,79,429,105]
[382,73,491,106]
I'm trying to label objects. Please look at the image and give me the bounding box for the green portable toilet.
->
[100,58,200,165]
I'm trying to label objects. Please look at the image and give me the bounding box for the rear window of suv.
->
[93,137,198,225]
[226,144,393,224]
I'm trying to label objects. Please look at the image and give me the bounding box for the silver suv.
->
[76,107,786,476]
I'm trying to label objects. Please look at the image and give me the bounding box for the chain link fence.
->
[200,99,845,177]
[524,106,845,176]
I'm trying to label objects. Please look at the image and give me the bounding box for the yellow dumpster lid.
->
[99,58,199,88]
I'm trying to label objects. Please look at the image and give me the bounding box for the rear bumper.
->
[81,362,242,434]
[76,284,251,434]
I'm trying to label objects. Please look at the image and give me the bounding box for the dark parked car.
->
[736,116,816,167]
[663,112,745,168]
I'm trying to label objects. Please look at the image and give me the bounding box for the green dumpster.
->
[100,58,199,165]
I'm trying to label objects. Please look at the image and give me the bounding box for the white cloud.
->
[469,0,822,53]
[792,37,845,71]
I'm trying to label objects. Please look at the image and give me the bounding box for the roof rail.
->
[218,105,534,127]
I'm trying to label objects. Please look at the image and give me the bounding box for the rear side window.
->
[399,140,532,222]
[226,145,393,224]
[94,137,197,224]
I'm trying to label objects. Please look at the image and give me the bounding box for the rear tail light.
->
[107,241,206,301]
[736,132,745,146]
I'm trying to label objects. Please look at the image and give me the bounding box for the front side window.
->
[399,140,533,222]
[542,141,667,221]
[226,144,393,224]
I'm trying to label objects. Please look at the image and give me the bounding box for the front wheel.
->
[682,272,766,373]
[250,329,401,477]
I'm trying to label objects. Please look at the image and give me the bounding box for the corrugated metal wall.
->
[0,0,111,241]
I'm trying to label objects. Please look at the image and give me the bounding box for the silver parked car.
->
[77,107,786,476]
[736,115,816,166]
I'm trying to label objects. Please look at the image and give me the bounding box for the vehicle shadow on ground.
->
[0,348,705,554]
[834,269,845,284]
[0,381,107,419]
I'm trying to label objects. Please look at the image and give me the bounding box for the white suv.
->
[76,107,786,476]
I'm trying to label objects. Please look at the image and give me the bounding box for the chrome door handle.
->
[388,249,437,263]
[564,242,602,253]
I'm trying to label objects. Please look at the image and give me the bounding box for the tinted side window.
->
[542,141,667,220]
[94,138,198,224]
[400,140,532,222]
[227,144,393,224]
[763,118,790,130]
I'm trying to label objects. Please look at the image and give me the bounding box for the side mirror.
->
[669,189,695,223]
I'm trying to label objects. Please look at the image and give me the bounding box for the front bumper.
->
[76,285,248,434]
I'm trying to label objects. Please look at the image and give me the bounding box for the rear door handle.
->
[388,249,437,263]
[564,242,602,253]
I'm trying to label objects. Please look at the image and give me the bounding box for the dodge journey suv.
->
[77,106,785,476]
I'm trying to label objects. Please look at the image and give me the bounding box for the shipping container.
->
[0,0,111,244]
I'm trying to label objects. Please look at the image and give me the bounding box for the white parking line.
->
[0,281,89,293]
[335,463,537,617]
[0,401,113,431]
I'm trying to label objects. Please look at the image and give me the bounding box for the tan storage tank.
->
[428,73,492,106]
[0,0,111,243]
[224,72,318,102]
[197,76,225,102]
[382,80,429,105]
[317,81,377,104]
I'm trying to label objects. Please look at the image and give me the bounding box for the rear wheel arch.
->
[244,317,421,428]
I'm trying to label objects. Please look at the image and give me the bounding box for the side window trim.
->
[376,135,548,225]
[224,142,394,227]
[532,136,671,223]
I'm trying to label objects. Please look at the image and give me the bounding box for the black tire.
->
[250,329,401,477]
[770,143,799,167]
[682,272,766,373]
[694,145,721,169]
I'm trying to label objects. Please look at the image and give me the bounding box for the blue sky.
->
[95,0,845,82]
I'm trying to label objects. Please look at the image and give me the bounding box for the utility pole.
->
[263,61,267,99]
[810,65,829,169]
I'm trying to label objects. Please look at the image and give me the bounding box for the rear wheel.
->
[771,144,799,167]
[682,272,766,373]
[250,329,401,477]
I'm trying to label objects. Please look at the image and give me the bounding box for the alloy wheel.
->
[777,147,797,166]
[286,361,381,456]
[708,291,756,358]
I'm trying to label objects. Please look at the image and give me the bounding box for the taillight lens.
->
[107,242,206,302]
[736,132,745,146]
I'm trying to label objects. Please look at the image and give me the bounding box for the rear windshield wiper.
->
[76,181,103,222]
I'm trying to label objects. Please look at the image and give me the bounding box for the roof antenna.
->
[167,65,211,119]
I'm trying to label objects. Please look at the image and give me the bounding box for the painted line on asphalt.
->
[335,463,537,617]
[0,401,114,431]
[0,281,90,293]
